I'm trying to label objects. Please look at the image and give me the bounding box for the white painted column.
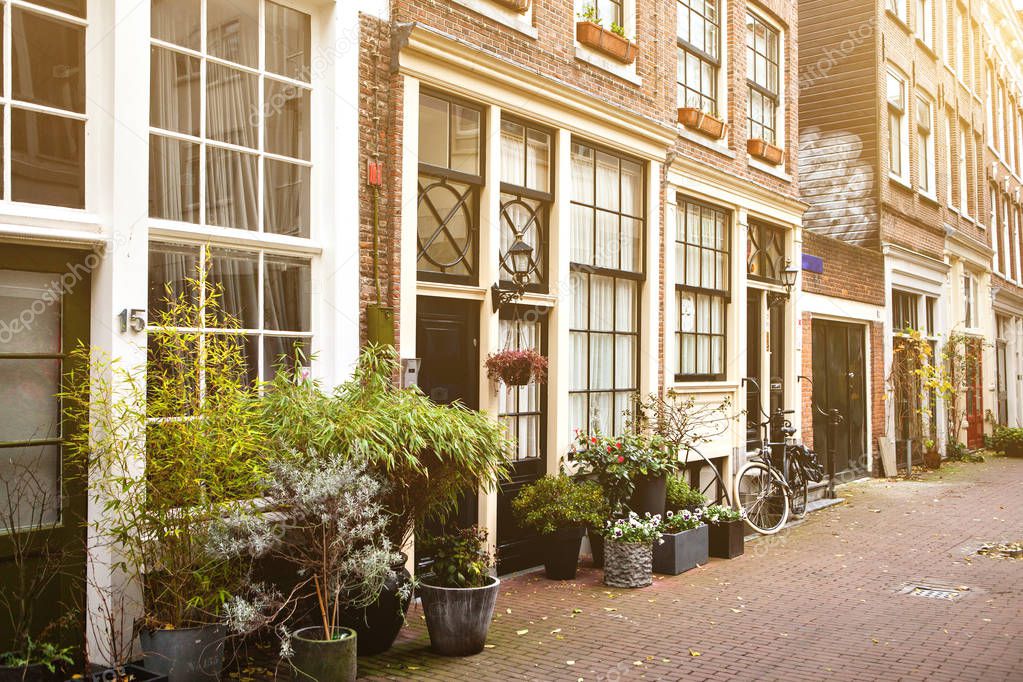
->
[548,128,573,470]
[477,104,502,559]
[86,0,151,664]
[639,159,661,400]
[399,76,420,359]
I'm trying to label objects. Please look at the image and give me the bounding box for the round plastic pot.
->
[418,576,500,656]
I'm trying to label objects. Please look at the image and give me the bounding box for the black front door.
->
[495,308,547,575]
[811,320,867,475]
[746,293,762,450]
[996,339,1008,425]
[0,245,91,660]
[415,296,479,565]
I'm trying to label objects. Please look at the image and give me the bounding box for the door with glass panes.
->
[0,245,90,655]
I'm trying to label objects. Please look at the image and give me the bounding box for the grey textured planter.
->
[419,576,500,656]
[290,626,357,682]
[140,625,225,682]
[603,539,653,588]
[653,524,708,575]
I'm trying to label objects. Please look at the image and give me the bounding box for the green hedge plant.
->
[511,474,609,536]
[666,476,707,513]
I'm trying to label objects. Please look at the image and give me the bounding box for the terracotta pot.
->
[747,138,784,165]
[677,108,726,139]
[492,0,531,11]
[576,21,638,64]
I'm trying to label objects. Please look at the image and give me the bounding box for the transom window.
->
[149,0,313,238]
[746,13,780,145]
[148,242,311,384]
[676,198,729,381]
[0,1,86,208]
[417,91,483,284]
[569,141,644,437]
[500,118,551,291]
[747,220,785,282]
[677,0,720,115]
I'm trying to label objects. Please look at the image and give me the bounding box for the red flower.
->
[616,441,623,450]
[606,445,613,453]
[590,436,598,444]
[617,455,625,463]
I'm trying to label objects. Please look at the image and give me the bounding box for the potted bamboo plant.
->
[704,504,745,559]
[418,527,500,656]
[652,509,708,575]
[511,474,609,580]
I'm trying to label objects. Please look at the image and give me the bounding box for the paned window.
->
[675,199,729,380]
[887,69,907,180]
[945,112,955,208]
[500,118,551,290]
[892,290,918,331]
[593,0,624,29]
[677,0,720,115]
[746,13,780,145]
[569,141,644,437]
[916,0,932,46]
[963,273,976,327]
[1,1,86,208]
[150,0,312,237]
[958,125,969,214]
[497,313,545,462]
[417,91,483,284]
[886,0,905,20]
[148,242,311,384]
[916,94,934,194]
[747,220,785,282]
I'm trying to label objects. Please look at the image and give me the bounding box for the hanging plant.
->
[484,349,548,386]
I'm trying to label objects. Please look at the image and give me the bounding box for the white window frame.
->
[745,10,785,149]
[887,67,909,184]
[916,92,935,196]
[945,111,955,209]
[962,272,977,328]
[887,0,907,22]
[958,124,969,216]
[916,0,932,48]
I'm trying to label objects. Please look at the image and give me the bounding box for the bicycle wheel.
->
[734,461,789,534]
[785,456,808,519]
[685,447,731,507]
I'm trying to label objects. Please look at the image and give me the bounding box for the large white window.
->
[746,13,780,145]
[677,0,721,116]
[569,141,644,437]
[149,0,312,237]
[962,273,977,327]
[916,94,934,194]
[945,112,954,208]
[887,69,908,182]
[0,1,86,209]
[916,0,932,47]
[958,124,969,215]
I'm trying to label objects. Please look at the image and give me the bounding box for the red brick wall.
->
[801,231,886,306]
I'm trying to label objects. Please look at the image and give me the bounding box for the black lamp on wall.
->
[492,237,534,311]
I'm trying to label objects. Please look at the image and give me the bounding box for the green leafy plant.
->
[703,504,742,524]
[422,527,493,589]
[666,476,707,513]
[660,508,703,534]
[577,2,600,22]
[609,21,626,37]
[511,474,609,536]
[259,344,511,547]
[60,271,271,633]
[602,512,662,543]
[0,639,74,673]
[572,431,676,512]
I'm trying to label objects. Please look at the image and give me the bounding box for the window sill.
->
[149,220,323,255]
[885,10,911,33]
[915,38,937,60]
[669,379,740,393]
[0,202,103,238]
[918,190,940,207]
[748,156,792,181]
[678,125,736,158]
[449,0,538,38]
[574,43,642,85]
[888,173,912,190]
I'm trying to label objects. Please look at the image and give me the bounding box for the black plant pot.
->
[340,554,412,655]
[139,625,225,682]
[587,529,605,568]
[543,526,585,580]
[419,577,500,656]
[69,664,168,682]
[629,474,667,518]
[653,525,709,575]
[708,519,744,559]
[1,663,60,682]
[290,626,357,682]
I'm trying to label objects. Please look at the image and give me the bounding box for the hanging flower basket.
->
[484,349,548,386]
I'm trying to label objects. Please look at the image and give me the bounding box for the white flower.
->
[666,510,674,519]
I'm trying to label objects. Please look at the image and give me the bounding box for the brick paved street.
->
[357,457,1023,681]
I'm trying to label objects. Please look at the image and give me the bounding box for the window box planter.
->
[604,539,653,588]
[652,524,708,575]
[707,518,744,559]
[677,107,726,140]
[67,664,169,682]
[575,21,638,65]
[747,138,784,165]
[493,0,531,12]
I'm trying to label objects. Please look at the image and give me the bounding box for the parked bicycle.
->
[734,403,824,535]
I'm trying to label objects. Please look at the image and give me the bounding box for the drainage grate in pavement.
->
[897,581,968,601]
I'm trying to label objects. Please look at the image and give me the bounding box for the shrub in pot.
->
[653,509,708,575]
[704,505,745,559]
[572,432,675,519]
[214,453,399,682]
[511,474,609,580]
[61,282,272,682]
[418,527,500,656]
[665,476,707,514]
[602,513,662,589]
